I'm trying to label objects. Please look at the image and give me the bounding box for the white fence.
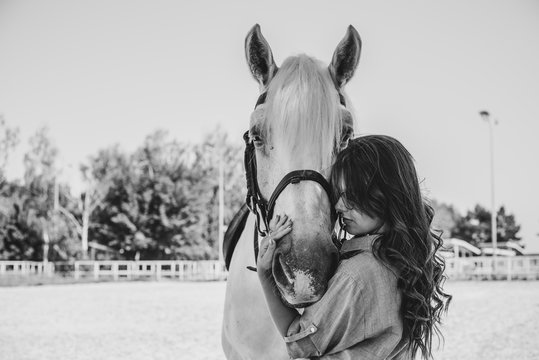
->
[73,260,227,281]
[0,260,226,281]
[3,257,539,282]
[445,256,539,280]
[0,261,55,276]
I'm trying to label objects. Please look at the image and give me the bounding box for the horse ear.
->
[329,25,362,89]
[245,24,278,88]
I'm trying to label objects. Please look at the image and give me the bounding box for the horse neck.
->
[223,213,288,359]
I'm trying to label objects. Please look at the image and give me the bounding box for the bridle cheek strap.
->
[243,131,270,236]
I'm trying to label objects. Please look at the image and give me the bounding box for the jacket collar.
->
[340,234,381,256]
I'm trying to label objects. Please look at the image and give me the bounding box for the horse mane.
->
[263,54,348,172]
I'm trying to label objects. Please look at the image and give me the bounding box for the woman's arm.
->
[257,215,300,337]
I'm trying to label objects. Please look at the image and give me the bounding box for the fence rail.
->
[445,256,539,280]
[73,260,226,281]
[0,260,226,281]
[2,256,539,281]
[0,261,54,276]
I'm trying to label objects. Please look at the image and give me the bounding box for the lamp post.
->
[208,140,225,265]
[218,145,225,265]
[479,110,497,275]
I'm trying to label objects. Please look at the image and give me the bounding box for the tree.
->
[0,115,20,180]
[17,127,79,260]
[451,204,521,247]
[87,128,246,260]
[430,199,461,238]
[0,182,43,260]
[87,133,213,260]
[192,128,245,259]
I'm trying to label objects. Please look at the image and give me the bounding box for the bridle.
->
[244,132,338,237]
[243,88,347,270]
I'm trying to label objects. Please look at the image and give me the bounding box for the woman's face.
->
[335,197,384,236]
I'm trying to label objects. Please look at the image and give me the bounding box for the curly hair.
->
[330,135,452,359]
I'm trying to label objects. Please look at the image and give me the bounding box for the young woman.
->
[257,135,451,359]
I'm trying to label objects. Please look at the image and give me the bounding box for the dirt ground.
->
[0,280,537,360]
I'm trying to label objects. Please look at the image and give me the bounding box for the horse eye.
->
[249,132,264,147]
[253,135,263,145]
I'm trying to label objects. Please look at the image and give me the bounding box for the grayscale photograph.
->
[0,1,538,359]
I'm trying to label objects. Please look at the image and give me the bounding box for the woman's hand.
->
[256,214,299,337]
[257,214,293,280]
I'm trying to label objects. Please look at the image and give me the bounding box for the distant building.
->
[441,238,528,258]
[479,240,526,256]
[440,238,482,258]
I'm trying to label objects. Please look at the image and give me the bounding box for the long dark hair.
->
[330,135,451,360]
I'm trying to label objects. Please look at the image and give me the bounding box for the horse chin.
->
[278,291,322,309]
[272,259,326,308]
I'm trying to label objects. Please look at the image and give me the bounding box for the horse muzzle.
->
[272,236,339,308]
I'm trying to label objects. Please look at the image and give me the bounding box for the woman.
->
[257,135,451,359]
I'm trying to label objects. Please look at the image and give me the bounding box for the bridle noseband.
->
[243,88,347,271]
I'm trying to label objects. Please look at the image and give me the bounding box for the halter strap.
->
[267,170,337,222]
[243,130,269,235]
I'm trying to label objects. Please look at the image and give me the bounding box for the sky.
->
[1,0,538,251]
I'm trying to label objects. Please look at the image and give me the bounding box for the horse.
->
[222,24,361,359]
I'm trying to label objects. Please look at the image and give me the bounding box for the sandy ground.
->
[0,280,538,360]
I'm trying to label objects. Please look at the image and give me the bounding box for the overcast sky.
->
[1,0,538,251]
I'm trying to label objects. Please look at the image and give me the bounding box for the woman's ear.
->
[329,25,362,89]
[245,24,278,89]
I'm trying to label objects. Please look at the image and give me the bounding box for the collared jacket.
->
[284,235,409,359]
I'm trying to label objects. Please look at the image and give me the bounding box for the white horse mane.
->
[263,54,350,172]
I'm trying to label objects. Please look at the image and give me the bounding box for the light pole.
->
[218,145,225,265]
[479,110,497,274]
[208,140,225,265]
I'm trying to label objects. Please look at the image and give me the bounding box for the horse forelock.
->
[263,55,346,172]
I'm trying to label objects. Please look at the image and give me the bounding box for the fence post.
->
[112,263,119,280]
[179,262,184,280]
[156,263,161,281]
[48,263,54,277]
[74,262,80,280]
[93,262,99,280]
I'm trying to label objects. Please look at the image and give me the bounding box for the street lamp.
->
[207,140,225,265]
[479,110,497,274]
[218,144,225,265]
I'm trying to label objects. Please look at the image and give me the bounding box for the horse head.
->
[245,24,361,307]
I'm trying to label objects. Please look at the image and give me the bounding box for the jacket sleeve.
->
[283,261,404,359]
[283,270,365,358]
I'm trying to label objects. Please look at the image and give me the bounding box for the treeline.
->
[0,121,245,261]
[0,117,522,261]
[431,201,521,247]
